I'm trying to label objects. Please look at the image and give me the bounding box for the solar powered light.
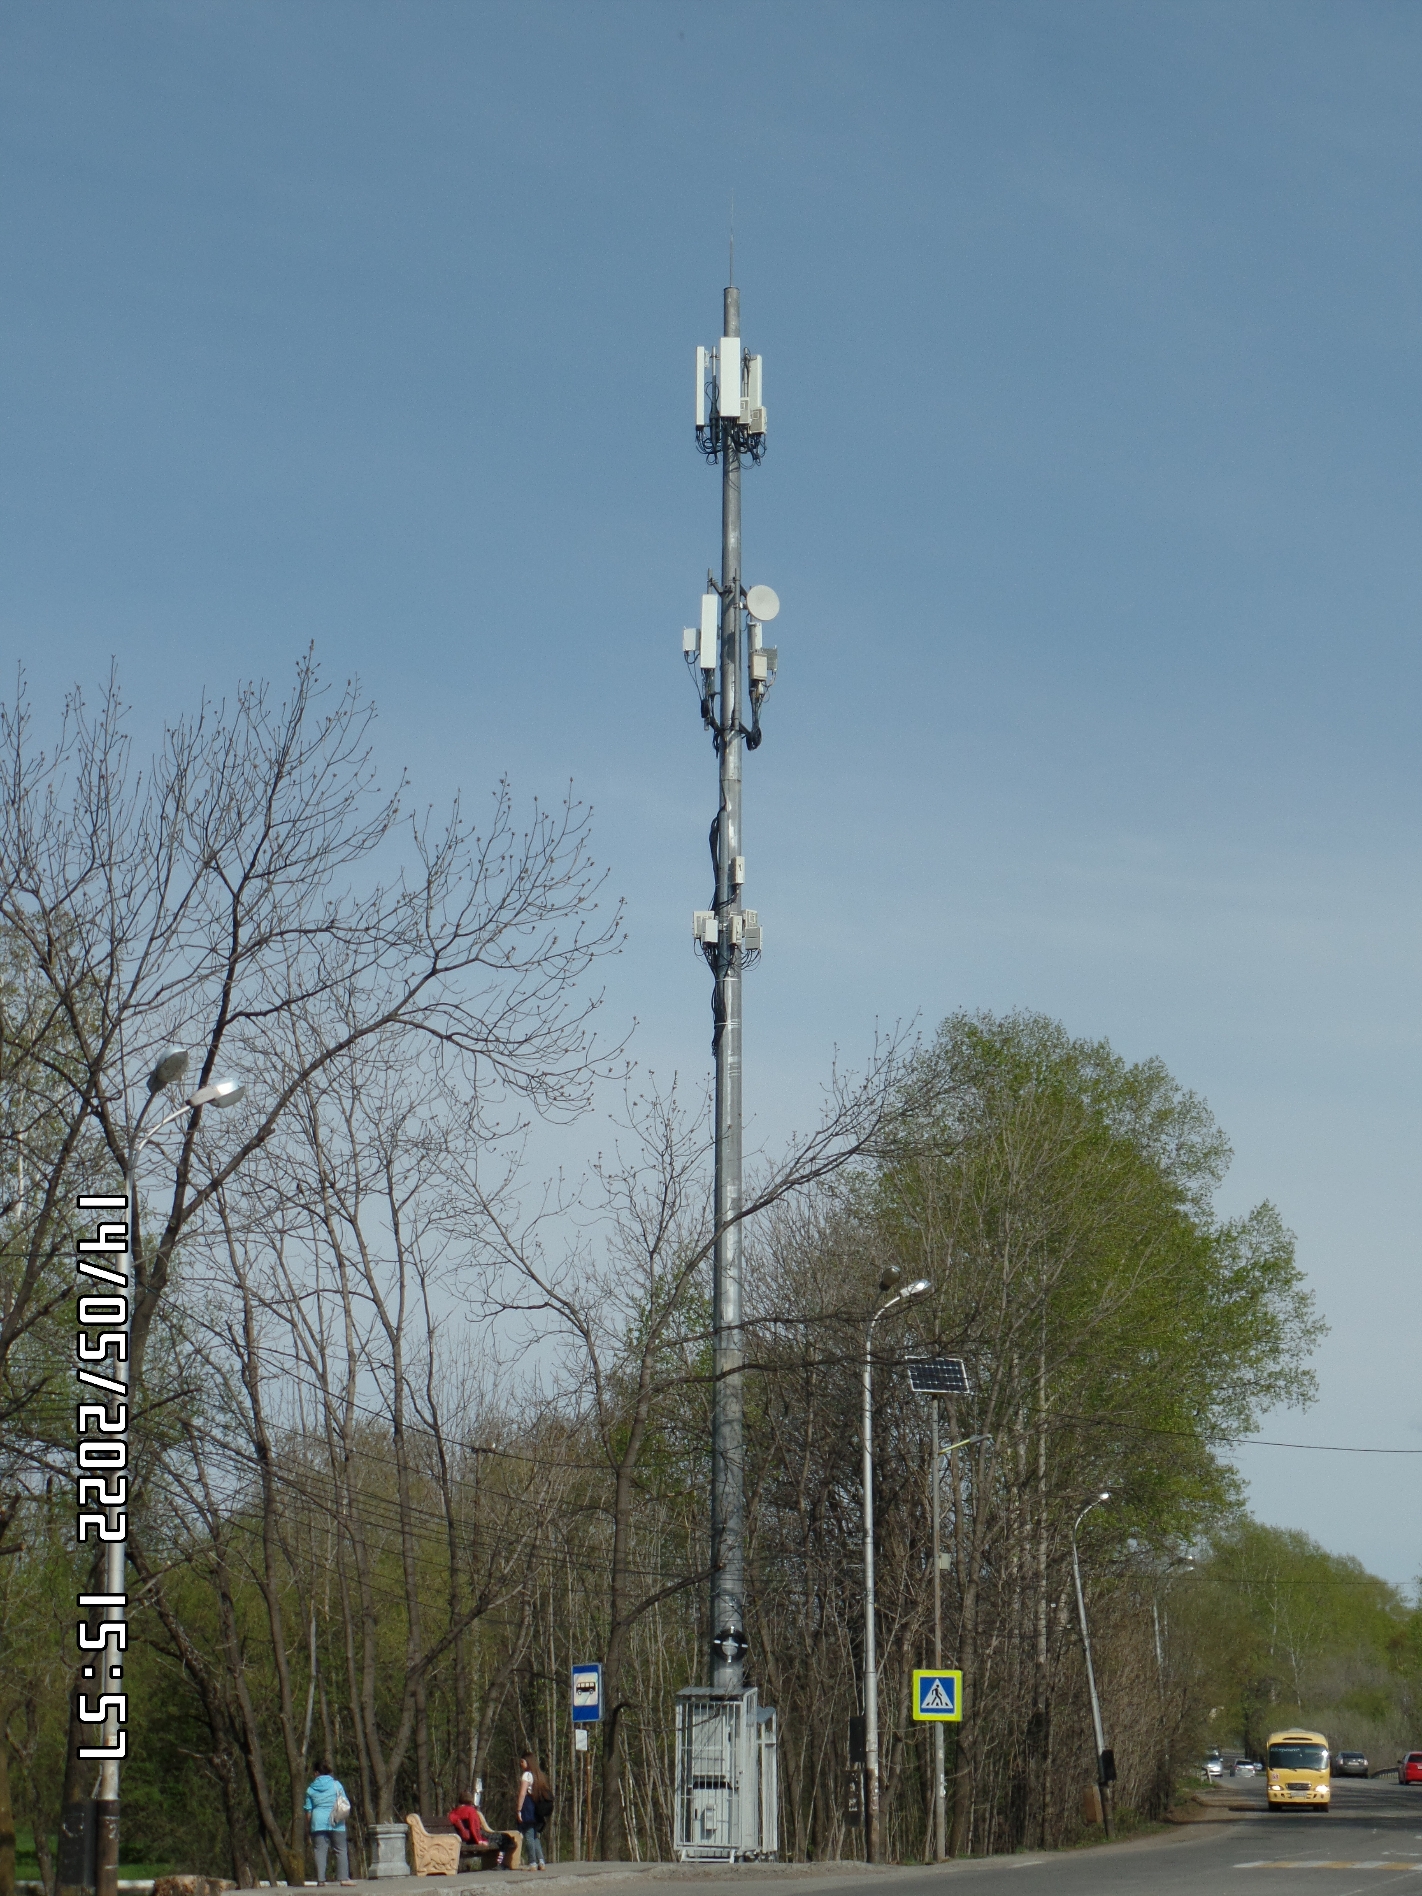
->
[908,1345,986,1861]
[907,1358,971,1398]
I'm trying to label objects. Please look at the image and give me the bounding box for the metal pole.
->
[931,1401,944,1861]
[93,1142,136,1896]
[710,281,745,1692]
[1070,1515,1110,1839]
[862,1310,880,1864]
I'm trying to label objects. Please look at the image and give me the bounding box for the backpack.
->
[532,1795,554,1828]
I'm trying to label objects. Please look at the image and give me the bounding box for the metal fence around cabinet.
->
[674,1687,778,1860]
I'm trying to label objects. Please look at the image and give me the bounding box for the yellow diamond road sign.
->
[912,1669,962,1721]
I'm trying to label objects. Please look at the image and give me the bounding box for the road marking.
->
[1234,1862,1422,1872]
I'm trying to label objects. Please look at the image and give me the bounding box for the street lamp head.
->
[188,1079,245,1110]
[147,1047,189,1094]
[878,1266,901,1293]
[1073,1490,1114,1540]
[941,1430,993,1456]
[878,1274,931,1318]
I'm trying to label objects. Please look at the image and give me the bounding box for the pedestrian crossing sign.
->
[912,1670,962,1722]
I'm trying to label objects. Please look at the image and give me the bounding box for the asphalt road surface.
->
[567,1779,1422,1896]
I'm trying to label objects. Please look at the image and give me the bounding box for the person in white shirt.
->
[516,1754,551,1870]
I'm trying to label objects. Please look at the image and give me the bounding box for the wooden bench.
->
[405,1815,460,1876]
[412,1815,519,1873]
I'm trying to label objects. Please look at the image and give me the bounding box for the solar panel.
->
[907,1357,971,1396]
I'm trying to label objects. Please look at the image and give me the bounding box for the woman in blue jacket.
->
[304,1760,353,1885]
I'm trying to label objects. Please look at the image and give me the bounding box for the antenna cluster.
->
[681,580,779,749]
[695,336,767,462]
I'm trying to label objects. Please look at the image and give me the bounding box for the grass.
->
[14,1830,176,1885]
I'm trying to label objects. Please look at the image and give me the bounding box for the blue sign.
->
[912,1669,962,1722]
[571,1663,602,1723]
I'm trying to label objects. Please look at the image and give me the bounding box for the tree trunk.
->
[599,1460,639,1861]
[0,1724,17,1896]
[233,1267,306,1864]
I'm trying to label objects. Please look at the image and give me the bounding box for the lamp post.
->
[862,1269,931,1865]
[929,1425,991,1861]
[1150,1553,1195,1690]
[1070,1492,1113,1839]
[91,1051,247,1896]
[1151,1554,1193,1798]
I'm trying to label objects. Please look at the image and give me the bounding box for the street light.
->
[1071,1492,1114,1838]
[927,1427,992,1860]
[91,1051,248,1896]
[861,1269,931,1864]
[1152,1554,1195,1687]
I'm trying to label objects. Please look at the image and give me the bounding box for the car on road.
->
[1333,1751,1369,1778]
[1400,1753,1422,1784]
[1266,1728,1331,1810]
[1203,1753,1225,1780]
[1231,1759,1262,1777]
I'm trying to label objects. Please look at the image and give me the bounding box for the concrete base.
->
[368,1826,410,1878]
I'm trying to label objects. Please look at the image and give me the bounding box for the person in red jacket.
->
[448,1794,517,1867]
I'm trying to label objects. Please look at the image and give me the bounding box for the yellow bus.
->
[1265,1728,1330,1811]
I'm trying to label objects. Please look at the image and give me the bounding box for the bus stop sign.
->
[572,1663,602,1723]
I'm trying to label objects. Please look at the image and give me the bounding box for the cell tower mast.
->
[686,283,775,1690]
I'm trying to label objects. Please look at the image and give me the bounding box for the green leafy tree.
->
[1180,1520,1417,1760]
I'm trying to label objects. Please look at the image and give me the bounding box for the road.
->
[527,1779,1422,1896]
[317,1782,1422,1896]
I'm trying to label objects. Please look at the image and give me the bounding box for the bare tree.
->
[0,656,621,1849]
[474,1040,910,1860]
[0,656,621,1391]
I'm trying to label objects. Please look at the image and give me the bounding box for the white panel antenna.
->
[744,356,762,412]
[718,336,741,417]
[696,346,707,429]
[699,593,718,671]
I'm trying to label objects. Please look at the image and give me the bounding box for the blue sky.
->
[3,0,1420,1581]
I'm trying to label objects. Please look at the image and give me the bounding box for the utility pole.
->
[928,1425,989,1860]
[1071,1493,1115,1837]
[860,1273,930,1863]
[687,282,774,1690]
[930,1399,944,1861]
